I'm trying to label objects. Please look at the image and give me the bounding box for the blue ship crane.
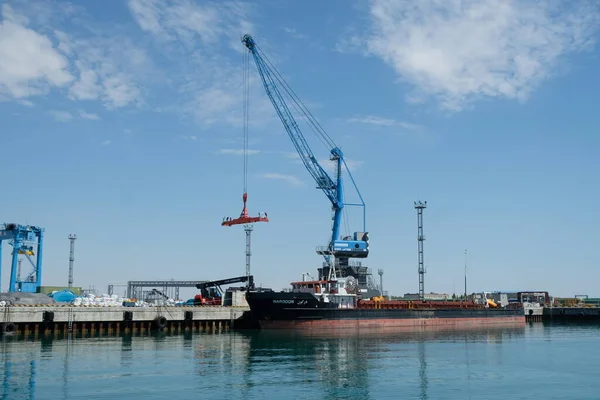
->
[241,34,369,262]
[0,223,44,292]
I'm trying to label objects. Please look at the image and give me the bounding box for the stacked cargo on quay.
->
[245,276,525,331]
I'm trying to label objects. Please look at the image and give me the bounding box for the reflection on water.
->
[1,323,600,399]
[239,330,374,399]
[419,341,427,400]
[2,340,37,400]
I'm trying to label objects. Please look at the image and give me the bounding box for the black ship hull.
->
[246,290,525,330]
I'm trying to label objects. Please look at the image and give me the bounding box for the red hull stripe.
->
[259,316,526,330]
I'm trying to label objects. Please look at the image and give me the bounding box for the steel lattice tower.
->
[68,234,77,288]
[414,201,427,300]
[464,249,468,299]
[244,225,253,288]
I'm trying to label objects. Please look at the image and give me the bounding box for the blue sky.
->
[1,0,599,299]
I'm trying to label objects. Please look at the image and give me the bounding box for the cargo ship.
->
[245,275,525,330]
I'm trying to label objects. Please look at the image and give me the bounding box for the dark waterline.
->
[1,322,599,399]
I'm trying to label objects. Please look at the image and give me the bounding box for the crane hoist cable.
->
[221,46,269,227]
[243,46,249,194]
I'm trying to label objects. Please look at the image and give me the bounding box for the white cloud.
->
[79,110,100,120]
[47,108,100,122]
[278,150,362,174]
[343,159,363,172]
[218,148,260,155]
[64,34,148,109]
[261,173,303,186]
[128,0,238,45]
[0,2,149,109]
[319,157,363,175]
[176,51,276,129]
[0,5,73,100]
[68,60,102,101]
[279,151,300,160]
[2,0,277,135]
[127,0,276,129]
[362,0,600,110]
[101,140,111,146]
[283,27,307,39]
[0,0,284,135]
[347,115,421,130]
[48,110,73,122]
[181,135,197,141]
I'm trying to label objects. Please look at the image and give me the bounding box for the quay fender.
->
[1,322,16,336]
[153,316,167,329]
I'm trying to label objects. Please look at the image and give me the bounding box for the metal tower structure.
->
[464,249,468,299]
[245,225,253,288]
[378,268,384,297]
[68,234,77,288]
[0,223,44,292]
[414,201,427,300]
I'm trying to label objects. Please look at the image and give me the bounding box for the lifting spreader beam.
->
[222,192,269,226]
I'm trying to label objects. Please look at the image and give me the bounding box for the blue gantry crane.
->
[242,34,369,266]
[0,223,44,292]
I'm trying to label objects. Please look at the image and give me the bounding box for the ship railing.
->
[357,299,485,310]
[320,260,367,268]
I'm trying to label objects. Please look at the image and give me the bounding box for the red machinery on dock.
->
[194,275,253,306]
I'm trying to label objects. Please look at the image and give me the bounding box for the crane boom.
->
[242,34,369,259]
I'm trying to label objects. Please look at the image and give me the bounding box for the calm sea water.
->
[1,322,599,400]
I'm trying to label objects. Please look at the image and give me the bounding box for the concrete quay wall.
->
[1,305,248,323]
[0,305,251,337]
[543,307,600,320]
